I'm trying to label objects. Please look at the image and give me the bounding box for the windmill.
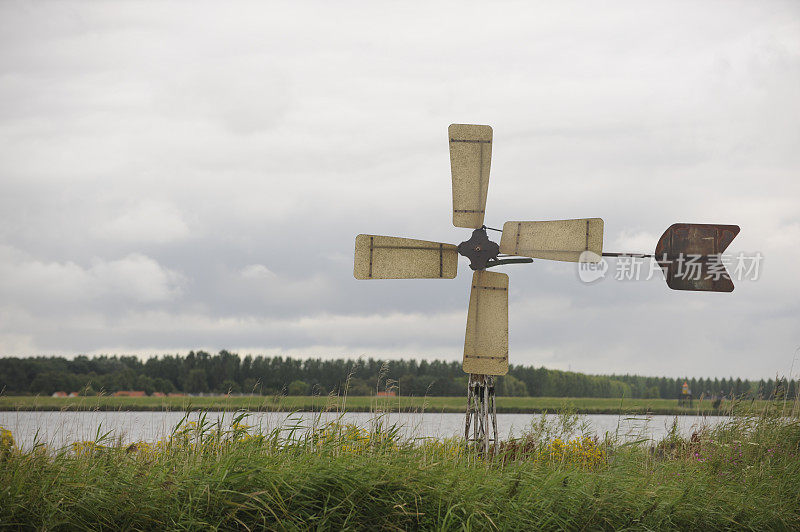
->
[354,124,739,454]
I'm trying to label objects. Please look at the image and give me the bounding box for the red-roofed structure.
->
[112,391,146,397]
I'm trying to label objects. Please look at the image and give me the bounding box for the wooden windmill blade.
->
[499,218,604,262]
[353,234,458,279]
[462,270,509,376]
[449,124,493,229]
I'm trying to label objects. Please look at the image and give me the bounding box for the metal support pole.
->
[601,252,654,258]
[465,374,498,457]
[464,378,472,442]
[473,386,479,442]
[482,378,489,454]
[490,377,498,455]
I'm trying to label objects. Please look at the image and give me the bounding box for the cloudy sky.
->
[1,1,798,379]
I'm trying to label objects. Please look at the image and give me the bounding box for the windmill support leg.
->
[465,374,498,456]
[464,379,472,442]
[483,382,490,452]
[491,383,498,454]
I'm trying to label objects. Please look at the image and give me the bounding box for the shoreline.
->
[0,395,738,416]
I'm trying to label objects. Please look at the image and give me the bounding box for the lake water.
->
[0,411,732,450]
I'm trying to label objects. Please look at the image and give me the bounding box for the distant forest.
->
[0,351,796,400]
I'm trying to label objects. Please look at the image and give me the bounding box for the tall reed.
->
[1,400,799,530]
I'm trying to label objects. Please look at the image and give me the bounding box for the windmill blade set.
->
[354,124,740,378]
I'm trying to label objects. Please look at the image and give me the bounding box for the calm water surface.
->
[0,411,732,450]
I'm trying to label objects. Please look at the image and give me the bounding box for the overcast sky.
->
[1,1,798,379]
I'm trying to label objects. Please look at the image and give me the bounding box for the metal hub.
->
[457,227,500,270]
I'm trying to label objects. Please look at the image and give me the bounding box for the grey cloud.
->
[0,1,798,379]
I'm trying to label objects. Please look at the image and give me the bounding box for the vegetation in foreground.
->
[1,404,799,530]
[0,393,775,415]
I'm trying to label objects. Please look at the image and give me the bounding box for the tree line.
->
[0,351,796,400]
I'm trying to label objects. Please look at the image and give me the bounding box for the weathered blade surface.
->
[449,124,493,229]
[499,218,604,262]
[463,270,508,376]
[655,223,740,292]
[354,234,458,279]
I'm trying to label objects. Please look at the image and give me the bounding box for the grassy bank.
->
[1,405,799,530]
[0,394,753,415]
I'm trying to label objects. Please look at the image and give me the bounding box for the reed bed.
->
[1,404,799,530]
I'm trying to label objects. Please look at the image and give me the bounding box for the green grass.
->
[2,404,799,530]
[0,394,751,415]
